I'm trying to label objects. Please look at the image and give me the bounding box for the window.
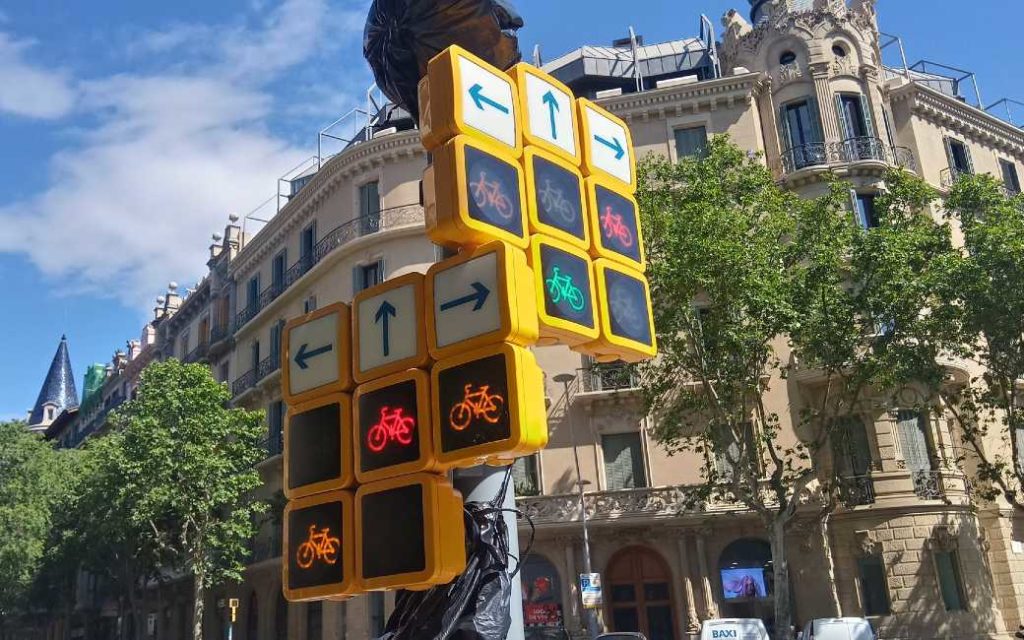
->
[714,422,755,482]
[853,192,879,229]
[836,93,873,140]
[251,340,261,370]
[779,51,797,66]
[180,330,190,358]
[780,99,825,169]
[306,601,322,640]
[246,275,260,311]
[270,320,284,366]
[944,138,973,177]
[832,44,848,58]
[272,250,287,291]
[896,410,934,473]
[674,126,708,159]
[300,222,316,265]
[1000,159,1021,195]
[303,295,318,314]
[359,181,381,235]
[368,593,386,637]
[268,401,284,456]
[857,555,891,615]
[935,550,966,611]
[833,416,873,477]
[354,259,385,293]
[219,362,230,383]
[603,433,648,490]
[512,454,540,496]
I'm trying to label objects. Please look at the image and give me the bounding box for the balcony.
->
[262,429,283,458]
[210,322,231,345]
[232,368,257,397]
[517,486,704,526]
[912,469,943,500]
[255,354,280,382]
[940,166,971,190]
[232,204,423,332]
[579,363,639,393]
[182,342,209,364]
[838,474,876,507]
[776,138,915,177]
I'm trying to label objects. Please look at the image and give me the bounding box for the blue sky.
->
[0,0,1019,420]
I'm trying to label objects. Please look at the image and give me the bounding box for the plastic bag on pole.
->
[363,0,524,121]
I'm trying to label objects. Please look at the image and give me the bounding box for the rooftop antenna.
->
[700,14,722,79]
[628,26,642,92]
[532,44,542,67]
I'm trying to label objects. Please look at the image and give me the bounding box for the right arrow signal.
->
[440,281,491,312]
[594,134,626,160]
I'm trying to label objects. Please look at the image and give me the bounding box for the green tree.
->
[637,138,961,638]
[0,420,76,635]
[110,360,266,640]
[943,174,1024,508]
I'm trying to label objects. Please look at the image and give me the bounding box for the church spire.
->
[27,335,78,431]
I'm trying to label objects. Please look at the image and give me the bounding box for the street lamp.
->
[553,372,601,639]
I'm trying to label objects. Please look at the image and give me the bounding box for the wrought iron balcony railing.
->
[210,322,231,345]
[183,342,209,364]
[232,368,257,397]
[777,138,916,175]
[838,474,876,506]
[912,469,944,500]
[580,364,639,393]
[779,142,830,173]
[256,354,280,382]
[940,166,971,190]
[263,429,284,458]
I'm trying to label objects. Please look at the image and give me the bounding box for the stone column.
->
[675,532,701,635]
[860,65,889,143]
[811,63,841,145]
[695,530,719,619]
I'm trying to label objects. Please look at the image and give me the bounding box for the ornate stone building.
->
[39,1,1024,639]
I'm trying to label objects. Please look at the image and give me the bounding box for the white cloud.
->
[0,0,369,311]
[0,33,76,119]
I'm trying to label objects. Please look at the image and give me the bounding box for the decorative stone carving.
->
[831,55,857,77]
[775,62,805,86]
[854,529,883,557]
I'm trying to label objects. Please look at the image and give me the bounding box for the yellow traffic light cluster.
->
[420,46,656,363]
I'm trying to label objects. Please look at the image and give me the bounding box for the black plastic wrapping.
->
[363,0,524,121]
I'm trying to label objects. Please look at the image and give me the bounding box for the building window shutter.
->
[859,93,875,138]
[896,410,932,472]
[807,95,824,143]
[777,104,793,152]
[512,454,540,495]
[857,555,891,616]
[835,94,852,141]
[603,433,647,490]
[935,550,967,611]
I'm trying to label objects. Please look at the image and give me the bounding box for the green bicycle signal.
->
[545,266,586,312]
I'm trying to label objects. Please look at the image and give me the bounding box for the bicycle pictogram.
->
[608,281,646,337]
[366,406,415,453]
[538,179,577,225]
[600,206,635,248]
[471,170,514,220]
[296,525,340,569]
[449,384,505,431]
[545,266,586,313]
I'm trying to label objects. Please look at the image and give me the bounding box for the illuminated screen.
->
[464,145,523,236]
[720,568,768,600]
[358,380,421,473]
[539,244,594,327]
[595,185,641,262]
[438,353,511,452]
[287,500,345,591]
[287,402,341,491]
[604,269,652,345]
[532,155,584,239]
[360,483,426,579]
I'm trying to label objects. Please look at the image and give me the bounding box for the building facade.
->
[41,1,1024,639]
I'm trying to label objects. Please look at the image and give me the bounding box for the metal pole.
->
[452,465,525,640]
[554,374,601,639]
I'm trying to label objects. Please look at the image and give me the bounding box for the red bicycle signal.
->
[366,406,415,453]
[600,206,634,248]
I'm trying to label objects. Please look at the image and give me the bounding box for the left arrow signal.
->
[294,342,333,370]
[468,83,510,114]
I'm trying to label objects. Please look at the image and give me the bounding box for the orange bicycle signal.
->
[449,383,505,431]
[296,525,341,569]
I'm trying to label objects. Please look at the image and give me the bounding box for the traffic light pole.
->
[452,465,525,640]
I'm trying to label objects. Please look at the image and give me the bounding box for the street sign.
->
[281,303,353,405]
[283,491,357,601]
[425,241,538,360]
[352,272,430,383]
[509,63,580,165]
[580,573,603,608]
[527,235,600,346]
[353,369,437,483]
[419,45,522,156]
[425,135,528,250]
[284,393,354,499]
[523,146,589,250]
[431,342,547,468]
[586,175,646,271]
[578,98,636,191]
[582,259,657,363]
[356,473,466,591]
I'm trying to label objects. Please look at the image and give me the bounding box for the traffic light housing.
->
[425,135,529,250]
[528,235,600,346]
[582,259,657,363]
[283,491,357,601]
[586,175,646,271]
[508,62,581,165]
[281,302,354,405]
[352,272,431,383]
[356,473,467,591]
[431,342,547,468]
[577,97,637,191]
[522,146,589,251]
[284,393,354,499]
[425,240,538,360]
[353,369,437,483]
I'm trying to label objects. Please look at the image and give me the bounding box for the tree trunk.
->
[769,520,793,640]
[192,572,205,640]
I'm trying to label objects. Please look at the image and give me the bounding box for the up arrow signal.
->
[594,134,626,160]
[374,301,397,357]
[440,281,491,312]
[294,342,333,370]
[468,83,510,114]
[542,91,560,140]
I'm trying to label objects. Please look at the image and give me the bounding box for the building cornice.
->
[230,131,426,278]
[600,72,765,123]
[890,82,1024,157]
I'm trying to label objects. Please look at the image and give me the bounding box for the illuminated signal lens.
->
[540,244,594,326]
[465,146,523,236]
[366,406,416,453]
[296,525,341,569]
[448,383,505,431]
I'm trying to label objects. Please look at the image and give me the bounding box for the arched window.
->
[832,44,848,58]
[246,592,259,640]
[717,538,775,626]
[521,554,563,628]
[779,51,797,66]
[606,547,675,640]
